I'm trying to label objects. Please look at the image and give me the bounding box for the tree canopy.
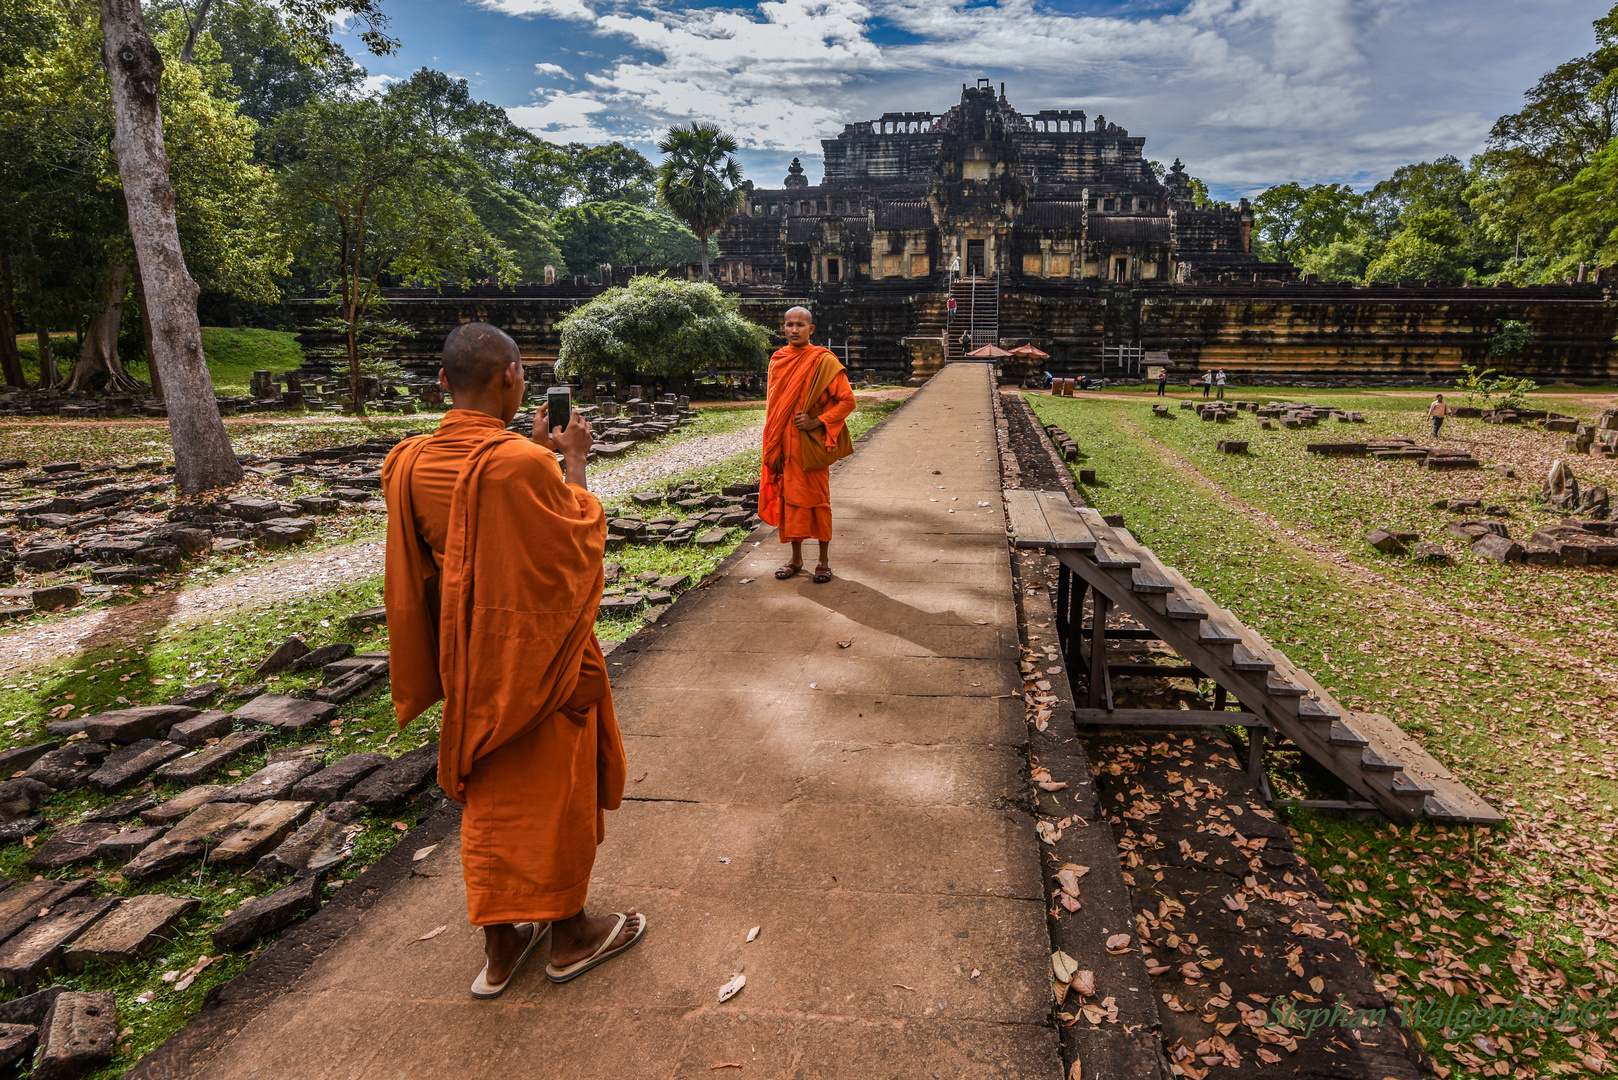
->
[553,202,701,275]
[656,124,743,279]
[556,275,770,381]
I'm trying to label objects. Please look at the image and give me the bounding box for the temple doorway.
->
[967,239,986,277]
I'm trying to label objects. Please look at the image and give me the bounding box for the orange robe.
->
[758,345,856,543]
[381,409,626,925]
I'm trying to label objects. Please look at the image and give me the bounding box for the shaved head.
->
[785,306,812,321]
[442,322,520,392]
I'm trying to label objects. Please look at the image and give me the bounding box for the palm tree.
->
[656,124,742,280]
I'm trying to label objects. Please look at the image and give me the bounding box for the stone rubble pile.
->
[504,389,698,460]
[599,480,761,581]
[0,635,443,1077]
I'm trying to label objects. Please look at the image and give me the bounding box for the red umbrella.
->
[1010,344,1050,359]
[967,344,1014,358]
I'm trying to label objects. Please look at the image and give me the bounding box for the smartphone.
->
[546,386,571,434]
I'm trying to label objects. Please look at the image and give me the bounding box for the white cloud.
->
[359,73,399,97]
[507,89,617,142]
[475,0,595,20]
[485,0,1606,190]
[535,62,575,79]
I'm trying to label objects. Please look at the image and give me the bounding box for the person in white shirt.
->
[1428,393,1449,437]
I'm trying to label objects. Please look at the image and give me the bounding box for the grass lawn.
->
[13,328,303,397]
[1028,387,1618,1078]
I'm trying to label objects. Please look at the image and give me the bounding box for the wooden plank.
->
[1164,590,1207,620]
[1231,643,1274,671]
[1264,670,1307,697]
[1035,491,1097,550]
[1071,708,1267,728]
[1349,711,1507,825]
[1073,507,1140,569]
[1003,490,1056,549]
[1198,614,1242,647]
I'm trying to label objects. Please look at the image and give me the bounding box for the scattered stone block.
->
[344,606,386,630]
[19,545,73,571]
[293,496,340,515]
[166,710,234,748]
[212,874,322,950]
[228,759,323,803]
[207,800,315,866]
[1472,533,1524,564]
[83,794,156,823]
[1522,543,1560,566]
[30,585,80,612]
[25,824,121,872]
[348,743,439,812]
[90,826,168,865]
[1446,522,1491,542]
[87,740,186,793]
[168,683,222,709]
[312,663,386,704]
[1078,468,1097,484]
[0,882,90,945]
[0,741,60,776]
[291,753,389,804]
[0,775,59,815]
[253,802,362,881]
[63,894,198,971]
[1364,529,1406,555]
[140,785,230,826]
[1304,442,1367,456]
[287,643,354,672]
[213,538,250,555]
[33,990,115,1080]
[226,498,280,522]
[155,731,268,787]
[231,695,337,733]
[158,527,213,557]
[0,818,43,846]
[693,529,727,547]
[24,745,109,791]
[253,637,309,677]
[81,705,198,745]
[123,801,249,881]
[0,896,118,988]
[1216,440,1248,454]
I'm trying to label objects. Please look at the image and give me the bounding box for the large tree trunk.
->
[65,265,144,394]
[698,233,711,280]
[34,328,57,389]
[100,0,240,493]
[131,244,162,399]
[0,242,24,389]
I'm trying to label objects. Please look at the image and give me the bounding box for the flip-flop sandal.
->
[775,564,802,579]
[545,912,647,984]
[471,922,549,999]
[813,566,833,583]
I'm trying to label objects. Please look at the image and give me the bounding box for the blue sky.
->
[347,0,1613,200]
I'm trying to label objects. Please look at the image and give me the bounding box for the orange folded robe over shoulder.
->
[758,345,856,543]
[381,409,626,926]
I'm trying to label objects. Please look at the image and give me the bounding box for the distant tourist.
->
[381,322,643,1001]
[1043,370,1053,390]
[958,329,971,355]
[1428,393,1449,437]
[1202,370,1213,398]
[1156,368,1168,396]
[763,307,857,584]
[1216,368,1227,399]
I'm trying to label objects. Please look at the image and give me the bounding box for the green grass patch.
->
[1027,391,1618,1078]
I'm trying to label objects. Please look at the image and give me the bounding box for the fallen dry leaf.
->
[172,954,219,992]
[1105,933,1132,953]
[746,925,760,943]
[718,973,746,1003]
[710,1064,743,1071]
[633,772,648,783]
[1072,969,1096,997]
[1051,950,1079,985]
[412,845,437,862]
[391,821,408,832]
[837,640,852,648]
[1308,976,1325,993]
[1036,820,1062,845]
[134,990,155,1004]
[416,925,448,942]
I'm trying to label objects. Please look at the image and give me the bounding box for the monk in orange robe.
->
[382,322,643,999]
[760,306,856,583]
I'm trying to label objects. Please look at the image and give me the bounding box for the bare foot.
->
[550,908,643,968]
[483,922,536,985]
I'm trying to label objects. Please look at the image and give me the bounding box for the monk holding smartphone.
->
[382,322,644,1000]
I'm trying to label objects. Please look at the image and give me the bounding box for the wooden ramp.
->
[1005,489,1505,825]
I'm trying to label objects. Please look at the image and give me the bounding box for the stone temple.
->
[298,80,1618,386]
[715,78,1274,293]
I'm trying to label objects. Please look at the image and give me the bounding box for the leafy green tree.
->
[1295,240,1369,282]
[1252,182,1365,262]
[553,202,700,277]
[272,90,515,414]
[555,274,769,388]
[1487,319,1536,373]
[509,139,656,208]
[656,124,742,280]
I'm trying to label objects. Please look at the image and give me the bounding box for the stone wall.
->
[294,279,1618,388]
